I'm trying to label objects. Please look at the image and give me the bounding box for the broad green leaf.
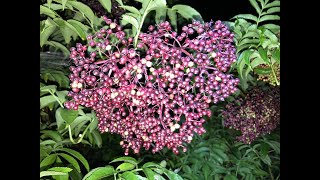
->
[58,153,81,173]
[53,18,75,44]
[237,53,247,79]
[272,48,280,63]
[91,129,102,147]
[236,44,251,54]
[242,50,254,68]
[243,31,259,39]
[121,14,139,34]
[67,19,89,40]
[266,7,280,14]
[254,67,272,74]
[167,9,177,31]
[47,0,52,8]
[155,8,167,24]
[142,162,160,168]
[154,174,166,180]
[40,5,57,18]
[98,0,112,13]
[143,168,155,180]
[40,171,67,178]
[40,95,57,109]
[249,0,261,14]
[172,4,203,22]
[40,85,57,93]
[120,5,141,16]
[82,166,115,180]
[40,154,57,168]
[70,115,91,130]
[116,162,135,172]
[163,169,183,180]
[224,174,238,180]
[40,140,56,146]
[40,24,56,47]
[60,108,78,124]
[265,0,280,9]
[259,15,280,23]
[251,57,266,68]
[121,171,139,180]
[264,29,278,43]
[238,38,260,47]
[110,157,138,165]
[62,0,68,10]
[232,14,258,22]
[41,130,62,142]
[261,23,280,32]
[45,41,70,57]
[56,90,68,104]
[247,24,258,31]
[60,148,90,171]
[159,160,166,168]
[258,47,269,64]
[55,107,66,130]
[48,167,73,173]
[67,1,95,27]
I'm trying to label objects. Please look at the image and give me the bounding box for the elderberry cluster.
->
[222,87,280,144]
[65,16,239,155]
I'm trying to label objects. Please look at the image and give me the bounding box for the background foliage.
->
[40,0,280,179]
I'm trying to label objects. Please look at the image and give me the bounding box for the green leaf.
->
[243,31,259,39]
[67,19,89,40]
[47,0,53,8]
[58,153,81,173]
[40,154,57,168]
[121,14,139,35]
[154,174,166,180]
[89,113,98,132]
[41,130,62,142]
[53,18,75,44]
[40,140,56,146]
[238,38,260,47]
[116,162,135,172]
[82,166,115,180]
[62,0,68,10]
[40,95,57,109]
[272,48,280,63]
[143,168,155,180]
[258,47,270,64]
[67,1,95,27]
[194,147,210,153]
[163,169,183,180]
[259,15,280,23]
[98,0,112,13]
[60,108,79,124]
[43,2,74,11]
[40,85,57,93]
[91,129,102,148]
[224,174,238,180]
[115,0,124,6]
[120,5,141,16]
[56,90,68,104]
[40,24,56,47]
[171,4,203,22]
[264,29,278,43]
[121,171,139,180]
[261,24,280,32]
[249,0,261,14]
[232,14,258,22]
[45,41,70,57]
[40,171,67,178]
[266,7,280,14]
[48,167,73,173]
[55,107,66,130]
[254,67,272,74]
[110,157,138,165]
[60,148,90,172]
[155,8,167,24]
[265,0,280,9]
[251,56,266,69]
[167,9,177,31]
[70,115,91,131]
[40,5,57,18]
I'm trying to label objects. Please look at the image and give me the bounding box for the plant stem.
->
[268,166,274,180]
[133,0,153,47]
[49,91,64,108]
[270,65,280,85]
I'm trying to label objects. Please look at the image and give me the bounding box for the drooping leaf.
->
[82,166,115,180]
[45,41,70,57]
[143,168,155,180]
[163,169,183,180]
[110,157,138,165]
[60,148,90,172]
[121,14,139,34]
[40,24,56,47]
[272,48,280,63]
[249,0,261,14]
[53,18,75,44]
[58,153,81,173]
[98,0,112,12]
[67,1,95,27]
[120,5,141,16]
[258,47,270,64]
[232,14,258,22]
[264,29,278,43]
[91,129,102,147]
[40,154,57,168]
[60,108,79,124]
[67,19,89,40]
[41,130,62,142]
[167,9,177,31]
[40,5,58,18]
[171,4,203,22]
[40,140,56,146]
[155,8,167,24]
[116,162,135,172]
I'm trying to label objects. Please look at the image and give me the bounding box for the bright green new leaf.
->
[62,0,68,10]
[40,171,67,178]
[172,4,203,22]
[143,168,155,180]
[40,154,57,168]
[121,171,139,180]
[98,0,112,13]
[48,167,73,173]
[116,162,135,172]
[60,148,90,171]
[47,0,52,8]
[82,166,115,180]
[110,157,138,165]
